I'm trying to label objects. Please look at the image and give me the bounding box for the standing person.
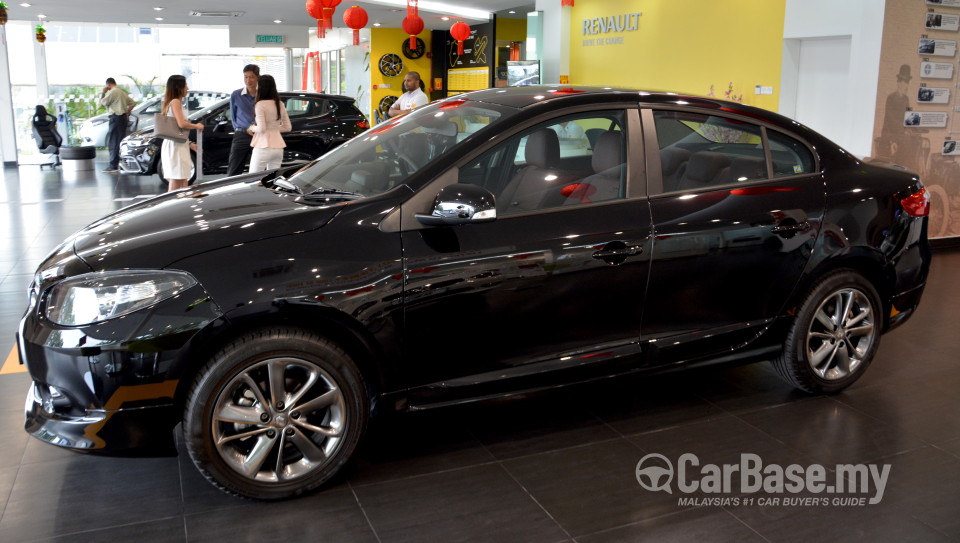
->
[388,71,428,117]
[246,75,291,172]
[160,75,204,192]
[227,64,260,176]
[99,77,136,173]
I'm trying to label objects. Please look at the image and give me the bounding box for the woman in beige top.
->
[246,75,291,172]
[160,75,204,191]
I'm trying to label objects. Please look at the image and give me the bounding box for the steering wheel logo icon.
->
[635,453,674,494]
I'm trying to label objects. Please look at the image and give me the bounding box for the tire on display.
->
[772,270,883,393]
[183,327,369,500]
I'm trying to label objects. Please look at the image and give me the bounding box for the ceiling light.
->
[155,17,164,21]
[153,6,164,10]
[20,3,31,7]
[508,10,516,14]
[441,16,450,21]
[273,19,282,23]
[37,13,46,18]
[373,22,381,27]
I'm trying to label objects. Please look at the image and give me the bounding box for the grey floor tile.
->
[353,463,568,543]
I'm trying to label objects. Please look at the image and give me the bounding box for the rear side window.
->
[285,99,313,118]
[654,110,766,192]
[767,130,816,177]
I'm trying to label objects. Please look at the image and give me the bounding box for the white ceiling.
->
[6,0,536,30]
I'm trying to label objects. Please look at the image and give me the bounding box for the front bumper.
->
[25,381,178,454]
[19,282,223,454]
[119,140,158,174]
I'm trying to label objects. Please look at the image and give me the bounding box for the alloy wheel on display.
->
[211,357,346,483]
[804,287,877,381]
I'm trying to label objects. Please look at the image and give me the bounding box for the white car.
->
[79,90,228,147]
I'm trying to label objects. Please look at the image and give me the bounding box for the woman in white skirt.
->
[246,75,291,172]
[160,75,204,191]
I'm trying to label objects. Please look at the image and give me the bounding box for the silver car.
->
[79,90,228,147]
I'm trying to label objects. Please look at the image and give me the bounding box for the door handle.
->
[592,243,644,265]
[771,220,809,237]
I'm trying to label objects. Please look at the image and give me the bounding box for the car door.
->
[198,103,234,171]
[284,97,335,160]
[641,108,825,363]
[399,108,653,392]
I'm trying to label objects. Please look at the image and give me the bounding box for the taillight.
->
[356,120,370,129]
[901,188,930,217]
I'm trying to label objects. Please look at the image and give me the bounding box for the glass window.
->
[79,26,97,42]
[653,110,767,192]
[460,111,627,215]
[767,130,816,177]
[98,27,117,43]
[285,99,312,117]
[58,25,79,42]
[118,28,136,43]
[285,100,512,198]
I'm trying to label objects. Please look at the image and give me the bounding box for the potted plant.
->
[35,23,46,43]
[0,2,9,26]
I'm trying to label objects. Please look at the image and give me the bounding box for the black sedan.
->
[118,91,369,182]
[19,86,930,500]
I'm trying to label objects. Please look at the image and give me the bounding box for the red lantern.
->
[343,6,368,46]
[306,0,341,38]
[450,21,470,56]
[305,0,325,38]
[402,15,424,52]
[561,0,574,6]
[322,0,342,31]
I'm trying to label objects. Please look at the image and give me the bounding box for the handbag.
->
[153,112,188,143]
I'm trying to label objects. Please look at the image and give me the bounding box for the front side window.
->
[459,111,627,215]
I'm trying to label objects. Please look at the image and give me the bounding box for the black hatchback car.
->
[19,86,930,500]
[118,91,368,182]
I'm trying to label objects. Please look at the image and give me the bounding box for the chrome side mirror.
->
[415,184,497,226]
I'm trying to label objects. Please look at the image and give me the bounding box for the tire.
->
[183,327,369,500]
[60,146,96,160]
[772,270,882,393]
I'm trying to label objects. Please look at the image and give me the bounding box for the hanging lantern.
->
[35,23,46,43]
[0,2,9,26]
[402,15,424,52]
[306,0,325,38]
[561,0,574,6]
[407,0,418,18]
[450,21,470,56]
[321,0,342,31]
[343,6,368,46]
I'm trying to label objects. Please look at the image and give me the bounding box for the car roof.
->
[281,90,357,103]
[457,85,810,136]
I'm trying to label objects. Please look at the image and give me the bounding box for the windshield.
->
[283,98,514,198]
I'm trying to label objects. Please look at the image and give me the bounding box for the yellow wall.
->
[370,28,432,121]
[497,18,527,42]
[569,0,785,111]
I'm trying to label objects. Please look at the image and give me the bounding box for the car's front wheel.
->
[183,327,368,499]
[773,270,882,393]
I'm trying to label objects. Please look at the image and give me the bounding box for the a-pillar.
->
[534,0,571,84]
[0,26,18,166]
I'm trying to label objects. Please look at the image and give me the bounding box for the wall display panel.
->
[873,0,960,238]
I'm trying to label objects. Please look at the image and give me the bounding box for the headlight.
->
[43,270,198,326]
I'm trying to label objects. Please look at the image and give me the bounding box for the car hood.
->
[70,178,346,270]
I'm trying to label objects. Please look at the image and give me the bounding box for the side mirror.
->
[415,184,497,226]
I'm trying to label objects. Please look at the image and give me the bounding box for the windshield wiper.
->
[302,187,364,199]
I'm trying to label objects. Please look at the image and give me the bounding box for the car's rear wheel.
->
[773,270,882,393]
[183,327,368,499]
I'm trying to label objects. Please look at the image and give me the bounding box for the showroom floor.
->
[0,157,958,542]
